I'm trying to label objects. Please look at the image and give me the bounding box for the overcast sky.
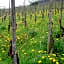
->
[0,0,34,9]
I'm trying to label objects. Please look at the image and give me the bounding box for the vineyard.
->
[0,0,64,64]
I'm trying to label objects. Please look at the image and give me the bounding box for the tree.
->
[11,0,17,64]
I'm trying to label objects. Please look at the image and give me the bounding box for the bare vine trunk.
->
[59,0,63,37]
[11,0,17,64]
[8,0,11,33]
[47,0,54,54]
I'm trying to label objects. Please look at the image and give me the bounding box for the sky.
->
[0,0,34,9]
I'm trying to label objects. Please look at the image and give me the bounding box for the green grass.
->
[0,10,64,64]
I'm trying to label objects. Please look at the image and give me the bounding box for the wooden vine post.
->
[8,0,11,33]
[59,0,63,37]
[11,0,17,64]
[47,0,54,54]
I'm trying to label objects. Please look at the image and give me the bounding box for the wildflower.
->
[44,51,47,53]
[38,50,43,53]
[35,41,37,43]
[46,32,48,34]
[32,49,35,52]
[24,53,27,55]
[62,54,64,56]
[7,38,9,41]
[53,58,56,62]
[2,50,5,53]
[17,36,20,40]
[41,36,44,39]
[49,58,53,60]
[42,56,45,59]
[38,60,42,64]
[5,40,7,42]
[56,38,59,41]
[0,40,1,42]
[48,55,50,58]
[0,58,2,61]
[61,58,64,60]
[22,50,25,52]
[56,62,59,64]
[52,54,56,56]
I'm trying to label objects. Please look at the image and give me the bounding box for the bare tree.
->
[11,0,17,64]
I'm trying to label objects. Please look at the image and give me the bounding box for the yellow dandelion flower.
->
[42,56,45,59]
[2,50,5,53]
[44,51,46,53]
[41,36,44,39]
[22,50,25,52]
[53,58,56,62]
[46,32,48,34]
[52,54,56,56]
[32,49,35,52]
[56,38,59,40]
[0,40,1,42]
[0,58,2,61]
[38,60,42,64]
[56,62,59,64]
[5,40,7,42]
[48,55,50,58]
[62,54,64,56]
[24,53,27,55]
[7,38,10,41]
[38,50,43,53]
[49,58,53,60]
[35,41,37,43]
[17,36,20,40]
[61,58,64,60]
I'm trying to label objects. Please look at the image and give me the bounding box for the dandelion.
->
[32,49,35,52]
[0,58,2,61]
[22,50,25,52]
[49,58,53,60]
[38,50,43,53]
[56,62,59,64]
[35,41,37,43]
[48,55,50,58]
[41,36,44,39]
[42,56,45,59]
[44,51,47,53]
[46,32,48,34]
[61,58,64,60]
[38,60,42,64]
[56,38,59,41]
[53,58,56,62]
[62,54,64,56]
[5,40,7,42]
[52,54,56,56]
[17,36,20,40]
[0,40,1,42]
[2,50,5,53]
[24,53,27,55]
